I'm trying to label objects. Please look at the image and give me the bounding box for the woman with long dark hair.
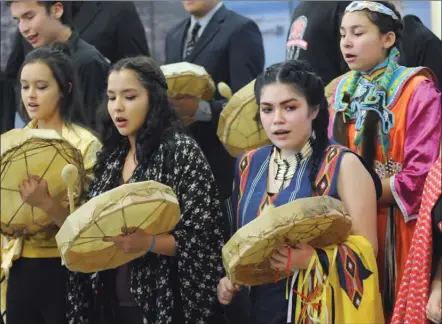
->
[217,60,384,323]
[2,42,101,324]
[328,1,441,316]
[66,56,225,324]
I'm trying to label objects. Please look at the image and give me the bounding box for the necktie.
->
[185,23,201,59]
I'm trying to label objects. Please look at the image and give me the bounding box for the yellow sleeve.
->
[82,139,101,181]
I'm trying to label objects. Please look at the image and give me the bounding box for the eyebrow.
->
[340,24,366,31]
[260,98,299,106]
[20,79,48,83]
[107,88,138,93]
[13,10,35,20]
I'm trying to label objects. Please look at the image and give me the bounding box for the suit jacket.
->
[165,5,265,199]
[66,30,110,127]
[286,1,350,85]
[399,15,442,88]
[69,1,149,63]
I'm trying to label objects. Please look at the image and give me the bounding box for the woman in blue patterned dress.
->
[217,60,384,324]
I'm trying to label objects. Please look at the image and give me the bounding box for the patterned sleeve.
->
[171,136,225,323]
[390,80,441,221]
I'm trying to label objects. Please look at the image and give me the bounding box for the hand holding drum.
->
[55,180,181,273]
[1,129,84,238]
[161,62,215,123]
[221,196,352,286]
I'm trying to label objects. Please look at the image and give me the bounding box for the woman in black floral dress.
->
[66,56,225,324]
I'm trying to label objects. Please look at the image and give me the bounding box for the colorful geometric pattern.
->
[335,64,428,114]
[314,145,345,197]
[361,65,387,82]
[374,159,403,180]
[238,150,256,201]
[336,245,373,310]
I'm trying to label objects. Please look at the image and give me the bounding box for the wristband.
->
[147,235,156,253]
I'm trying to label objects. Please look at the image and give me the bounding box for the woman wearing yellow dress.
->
[1,42,101,324]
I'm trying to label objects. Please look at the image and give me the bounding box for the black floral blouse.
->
[66,132,226,324]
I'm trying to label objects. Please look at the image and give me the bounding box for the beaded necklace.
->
[272,136,315,192]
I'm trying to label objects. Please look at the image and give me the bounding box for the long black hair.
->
[17,42,88,128]
[254,59,330,193]
[334,1,403,166]
[94,56,180,175]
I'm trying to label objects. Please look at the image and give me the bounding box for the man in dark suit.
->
[165,0,264,238]
[70,1,149,63]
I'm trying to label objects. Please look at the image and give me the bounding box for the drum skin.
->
[1,129,85,238]
[217,79,271,157]
[222,196,352,286]
[161,62,215,101]
[56,180,180,273]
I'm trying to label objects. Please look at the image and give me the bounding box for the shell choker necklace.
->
[273,134,315,190]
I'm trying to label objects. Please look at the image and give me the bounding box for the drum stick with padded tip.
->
[217,82,233,100]
[61,164,79,214]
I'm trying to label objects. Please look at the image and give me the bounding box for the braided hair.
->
[254,60,330,193]
[334,1,403,166]
[93,56,180,177]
